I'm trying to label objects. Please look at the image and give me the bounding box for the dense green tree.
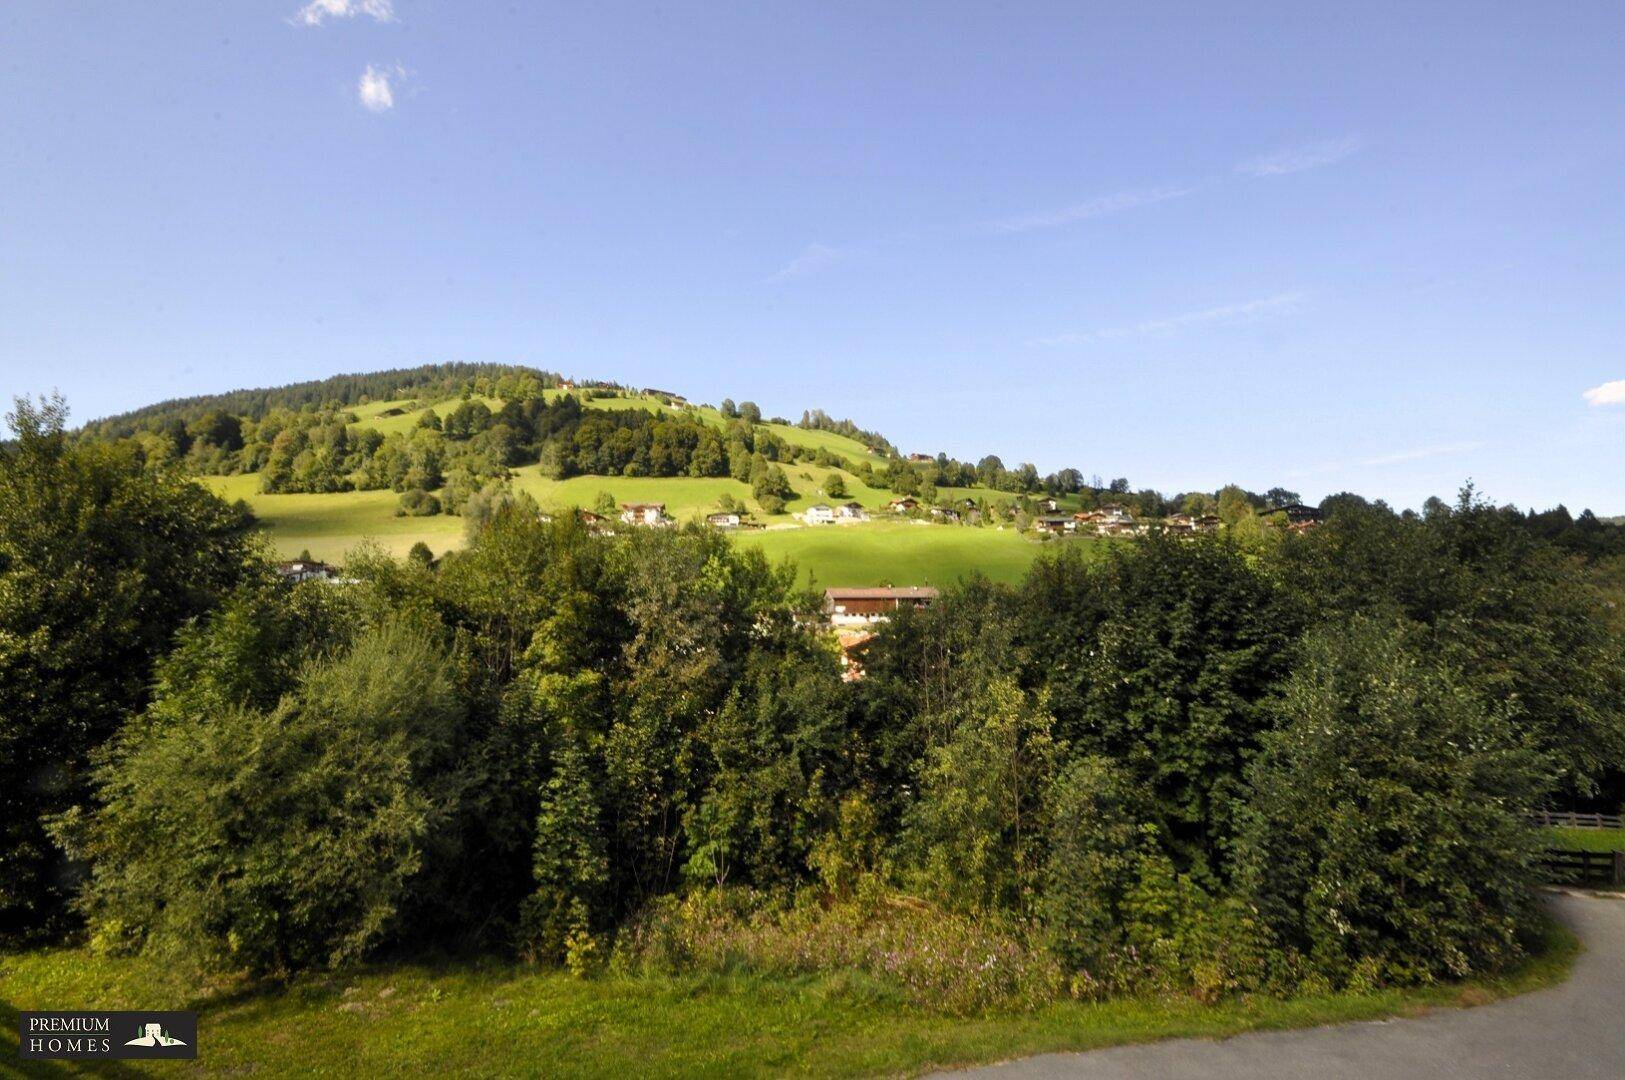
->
[0,396,256,936]
[903,677,1058,912]
[1235,619,1548,984]
[1019,535,1298,877]
[1038,756,1152,971]
[1277,489,1625,798]
[522,730,609,961]
[682,653,845,893]
[750,457,794,503]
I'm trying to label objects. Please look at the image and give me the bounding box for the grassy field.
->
[201,474,466,560]
[204,385,1035,574]
[0,919,1577,1078]
[1545,827,1625,853]
[198,465,1047,580]
[738,520,1080,587]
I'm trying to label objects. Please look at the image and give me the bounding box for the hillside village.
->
[76,363,1376,589]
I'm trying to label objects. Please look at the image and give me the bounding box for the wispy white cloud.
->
[1238,135,1362,178]
[1582,378,1625,406]
[982,185,1197,234]
[292,0,394,26]
[1034,291,1304,347]
[358,63,403,112]
[766,243,843,283]
[1358,441,1485,467]
[1286,440,1485,480]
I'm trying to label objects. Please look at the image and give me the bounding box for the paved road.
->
[945,891,1625,1080]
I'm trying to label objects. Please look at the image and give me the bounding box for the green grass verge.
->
[0,917,1577,1078]
[1544,826,1625,853]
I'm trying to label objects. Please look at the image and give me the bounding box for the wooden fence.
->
[1541,848,1625,887]
[1530,810,1624,830]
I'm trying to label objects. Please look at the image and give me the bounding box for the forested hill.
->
[80,362,570,438]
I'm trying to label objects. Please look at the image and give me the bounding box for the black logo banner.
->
[18,1011,197,1060]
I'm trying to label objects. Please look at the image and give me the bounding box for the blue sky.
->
[3,2,1622,512]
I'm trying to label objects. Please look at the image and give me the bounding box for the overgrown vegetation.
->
[4,390,1623,1032]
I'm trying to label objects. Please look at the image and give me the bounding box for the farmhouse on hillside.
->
[1268,503,1324,529]
[824,586,940,627]
[620,502,673,527]
[804,504,837,525]
[706,511,744,529]
[275,559,337,583]
[1033,514,1076,535]
[1164,513,1221,535]
[887,496,919,513]
[1074,504,1137,536]
[836,502,869,522]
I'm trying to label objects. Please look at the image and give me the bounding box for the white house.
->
[620,502,672,527]
[836,502,869,522]
[706,511,743,529]
[804,504,837,525]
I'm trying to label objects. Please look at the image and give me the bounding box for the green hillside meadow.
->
[202,470,1081,586]
[198,392,1079,584]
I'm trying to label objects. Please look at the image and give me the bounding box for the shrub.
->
[1233,619,1547,987]
[397,488,442,516]
[903,677,1057,913]
[1038,756,1148,972]
[1111,846,1276,1001]
[615,886,1063,1015]
[70,620,468,976]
